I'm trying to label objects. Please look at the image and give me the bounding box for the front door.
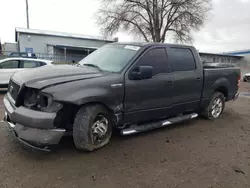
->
[124,47,174,124]
[0,60,20,86]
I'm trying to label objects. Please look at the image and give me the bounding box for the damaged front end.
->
[23,87,63,113]
[3,85,69,151]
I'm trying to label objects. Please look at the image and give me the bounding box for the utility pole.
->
[25,0,30,28]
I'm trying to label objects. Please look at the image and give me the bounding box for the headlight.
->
[24,88,63,112]
[38,93,63,113]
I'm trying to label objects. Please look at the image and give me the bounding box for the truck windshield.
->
[78,44,140,72]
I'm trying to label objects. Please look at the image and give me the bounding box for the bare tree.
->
[97,0,212,43]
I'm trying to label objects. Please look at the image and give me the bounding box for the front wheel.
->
[73,104,112,151]
[201,92,225,120]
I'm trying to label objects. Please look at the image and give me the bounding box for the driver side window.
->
[135,48,169,76]
[0,60,19,69]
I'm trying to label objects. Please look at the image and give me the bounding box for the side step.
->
[121,113,198,135]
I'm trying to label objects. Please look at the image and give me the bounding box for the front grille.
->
[8,79,20,102]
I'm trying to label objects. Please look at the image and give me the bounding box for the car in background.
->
[9,52,37,59]
[0,57,53,88]
[243,73,250,82]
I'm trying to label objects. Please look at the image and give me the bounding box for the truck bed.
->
[202,66,241,102]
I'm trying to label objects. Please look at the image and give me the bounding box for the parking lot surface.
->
[0,84,250,188]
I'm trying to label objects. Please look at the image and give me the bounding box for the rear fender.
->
[211,78,229,97]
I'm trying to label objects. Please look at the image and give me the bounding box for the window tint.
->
[0,60,19,69]
[136,48,168,76]
[171,48,196,72]
[21,60,40,68]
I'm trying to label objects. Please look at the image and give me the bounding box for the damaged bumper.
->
[3,94,65,151]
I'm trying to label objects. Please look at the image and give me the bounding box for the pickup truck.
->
[3,43,240,152]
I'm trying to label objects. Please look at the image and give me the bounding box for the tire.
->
[201,92,225,120]
[73,104,112,151]
[243,77,247,82]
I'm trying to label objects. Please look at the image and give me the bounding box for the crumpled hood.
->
[12,65,104,89]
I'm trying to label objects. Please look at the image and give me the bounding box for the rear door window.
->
[21,60,40,68]
[170,48,196,72]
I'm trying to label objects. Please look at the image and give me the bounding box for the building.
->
[199,50,250,76]
[224,49,250,75]
[15,27,117,62]
[225,50,250,67]
[1,42,18,55]
[199,52,243,65]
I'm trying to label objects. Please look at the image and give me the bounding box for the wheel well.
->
[81,102,114,113]
[55,102,116,130]
[215,86,228,98]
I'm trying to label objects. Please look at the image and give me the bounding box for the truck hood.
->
[12,65,104,89]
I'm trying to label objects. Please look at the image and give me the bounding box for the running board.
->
[121,113,198,136]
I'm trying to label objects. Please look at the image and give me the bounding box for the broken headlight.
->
[24,88,63,112]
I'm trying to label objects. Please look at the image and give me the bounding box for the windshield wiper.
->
[83,63,102,71]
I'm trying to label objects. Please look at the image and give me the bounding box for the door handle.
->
[166,81,173,85]
[196,77,201,81]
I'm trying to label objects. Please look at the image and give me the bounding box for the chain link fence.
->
[0,51,87,64]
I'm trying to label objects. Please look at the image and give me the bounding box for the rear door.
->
[124,46,174,124]
[0,60,20,85]
[169,47,203,113]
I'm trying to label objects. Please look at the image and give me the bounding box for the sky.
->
[0,0,249,53]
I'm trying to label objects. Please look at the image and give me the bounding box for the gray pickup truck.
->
[3,43,240,152]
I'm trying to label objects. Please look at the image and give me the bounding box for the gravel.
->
[0,84,249,188]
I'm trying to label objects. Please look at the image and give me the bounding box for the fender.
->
[57,87,124,113]
[211,77,229,97]
[42,75,125,114]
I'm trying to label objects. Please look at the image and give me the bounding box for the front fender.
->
[58,87,124,112]
[42,77,125,113]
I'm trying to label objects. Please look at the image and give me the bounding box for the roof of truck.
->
[110,42,194,48]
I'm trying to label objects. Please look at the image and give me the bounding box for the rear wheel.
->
[73,104,112,151]
[201,92,225,120]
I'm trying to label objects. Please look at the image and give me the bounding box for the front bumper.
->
[3,94,65,151]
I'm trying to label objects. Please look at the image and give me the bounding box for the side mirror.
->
[130,66,153,80]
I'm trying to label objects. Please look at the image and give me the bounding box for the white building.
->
[199,52,243,64]
[15,27,117,62]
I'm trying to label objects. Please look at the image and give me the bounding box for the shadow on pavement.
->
[13,119,196,160]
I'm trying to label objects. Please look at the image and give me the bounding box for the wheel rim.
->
[91,115,109,144]
[211,97,223,118]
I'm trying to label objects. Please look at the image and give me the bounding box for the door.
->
[168,47,203,113]
[0,60,20,85]
[124,47,174,124]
